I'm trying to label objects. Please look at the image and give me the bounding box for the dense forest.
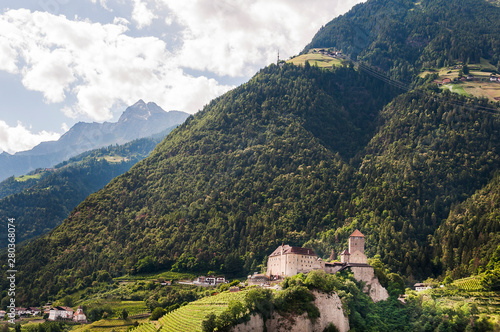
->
[305,0,500,81]
[0,131,173,247]
[2,0,500,308]
[434,173,500,277]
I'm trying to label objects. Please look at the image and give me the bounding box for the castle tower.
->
[348,229,367,264]
[349,229,365,255]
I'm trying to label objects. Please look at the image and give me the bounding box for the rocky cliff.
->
[350,266,389,302]
[232,291,349,332]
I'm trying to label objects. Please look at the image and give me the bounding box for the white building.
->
[266,245,323,278]
[48,306,74,321]
[193,275,227,286]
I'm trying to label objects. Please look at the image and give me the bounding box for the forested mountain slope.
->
[434,173,500,277]
[305,0,500,81]
[6,64,400,304]
[0,129,175,248]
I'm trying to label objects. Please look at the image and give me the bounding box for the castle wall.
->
[350,251,367,264]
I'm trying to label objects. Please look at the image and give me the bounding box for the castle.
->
[266,230,389,302]
[266,229,368,278]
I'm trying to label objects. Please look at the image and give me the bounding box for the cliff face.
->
[232,291,349,332]
[350,266,389,302]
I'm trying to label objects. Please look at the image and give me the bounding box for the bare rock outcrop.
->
[231,291,349,332]
[350,266,389,302]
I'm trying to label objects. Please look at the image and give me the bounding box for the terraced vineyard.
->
[428,276,500,322]
[453,276,484,291]
[132,290,252,332]
[129,322,158,332]
[159,305,227,332]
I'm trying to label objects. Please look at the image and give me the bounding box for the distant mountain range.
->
[0,100,189,181]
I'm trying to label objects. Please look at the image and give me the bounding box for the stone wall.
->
[349,251,368,264]
[231,291,349,332]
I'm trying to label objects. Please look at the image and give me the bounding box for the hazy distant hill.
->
[0,100,189,181]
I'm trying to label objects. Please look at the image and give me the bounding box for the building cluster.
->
[441,74,500,85]
[442,75,478,84]
[48,305,87,323]
[249,230,389,302]
[193,275,227,287]
[317,49,344,58]
[0,305,87,323]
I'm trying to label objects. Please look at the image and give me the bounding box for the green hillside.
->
[434,174,500,277]
[3,0,500,312]
[153,290,250,332]
[303,88,500,278]
[305,0,500,81]
[0,130,174,247]
[4,64,399,304]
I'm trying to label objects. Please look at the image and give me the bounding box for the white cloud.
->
[0,9,233,122]
[61,122,70,132]
[0,120,60,154]
[132,0,157,29]
[89,0,113,12]
[162,0,365,77]
[113,17,130,25]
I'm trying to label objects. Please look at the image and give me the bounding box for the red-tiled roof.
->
[341,249,350,255]
[350,229,365,238]
[269,245,317,257]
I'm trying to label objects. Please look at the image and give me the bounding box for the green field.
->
[70,318,150,332]
[14,173,44,182]
[287,49,343,68]
[419,59,500,101]
[453,276,484,291]
[424,276,500,325]
[441,83,469,96]
[101,155,129,163]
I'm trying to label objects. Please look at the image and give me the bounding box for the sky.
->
[0,0,365,154]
